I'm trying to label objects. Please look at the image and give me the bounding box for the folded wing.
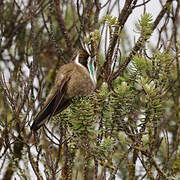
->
[31,77,70,131]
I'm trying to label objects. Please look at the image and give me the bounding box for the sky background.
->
[100,0,170,53]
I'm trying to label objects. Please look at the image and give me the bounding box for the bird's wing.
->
[31,76,70,131]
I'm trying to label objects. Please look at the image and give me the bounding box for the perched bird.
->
[31,48,97,131]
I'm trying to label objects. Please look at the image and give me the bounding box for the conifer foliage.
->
[0,0,179,179]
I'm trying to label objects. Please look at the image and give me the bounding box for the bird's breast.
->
[66,66,96,98]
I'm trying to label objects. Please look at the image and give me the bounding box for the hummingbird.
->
[31,47,97,131]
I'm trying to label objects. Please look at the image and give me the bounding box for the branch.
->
[41,11,67,64]
[103,0,135,80]
[27,146,43,180]
[113,0,173,80]
[52,0,73,56]
[134,0,151,8]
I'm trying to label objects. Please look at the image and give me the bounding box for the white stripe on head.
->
[75,52,84,68]
[80,38,85,49]
[84,43,91,55]
[75,53,79,64]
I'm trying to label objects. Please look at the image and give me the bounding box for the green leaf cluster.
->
[103,15,119,36]
[135,13,153,38]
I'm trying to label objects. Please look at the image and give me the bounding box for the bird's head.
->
[75,45,97,86]
[78,48,90,67]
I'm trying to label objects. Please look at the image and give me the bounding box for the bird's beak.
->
[84,43,91,55]
[84,42,96,63]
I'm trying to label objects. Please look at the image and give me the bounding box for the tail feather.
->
[31,98,71,131]
[31,116,49,131]
[31,97,56,131]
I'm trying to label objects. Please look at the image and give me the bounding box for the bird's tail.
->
[31,94,57,131]
[31,116,48,131]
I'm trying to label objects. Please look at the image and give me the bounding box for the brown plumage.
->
[31,49,96,131]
